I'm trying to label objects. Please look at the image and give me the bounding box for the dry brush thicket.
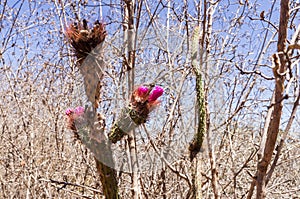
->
[0,0,299,198]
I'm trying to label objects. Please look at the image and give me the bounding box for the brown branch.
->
[266,86,300,184]
[248,16,278,31]
[123,1,140,198]
[235,64,274,80]
[255,1,289,198]
[39,178,103,194]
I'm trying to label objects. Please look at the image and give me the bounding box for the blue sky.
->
[1,0,299,136]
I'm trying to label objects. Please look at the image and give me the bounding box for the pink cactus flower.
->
[75,106,85,116]
[137,86,149,97]
[148,86,164,102]
[65,108,74,116]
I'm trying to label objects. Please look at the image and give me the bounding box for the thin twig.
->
[39,178,103,194]
[142,124,192,188]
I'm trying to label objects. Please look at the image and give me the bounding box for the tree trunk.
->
[256,1,289,198]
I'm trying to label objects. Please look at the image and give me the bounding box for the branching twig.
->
[235,64,274,80]
[142,124,192,188]
[39,178,103,194]
[248,16,278,31]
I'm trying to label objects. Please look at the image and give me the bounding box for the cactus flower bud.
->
[137,86,149,97]
[65,108,74,116]
[75,106,85,116]
[148,86,164,102]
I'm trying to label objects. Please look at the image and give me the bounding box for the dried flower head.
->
[65,19,107,63]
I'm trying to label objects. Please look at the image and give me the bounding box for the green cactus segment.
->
[108,106,148,143]
[73,114,115,167]
[189,26,206,161]
[191,26,201,72]
[189,74,206,161]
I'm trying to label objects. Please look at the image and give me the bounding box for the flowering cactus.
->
[109,85,164,143]
[65,108,76,131]
[65,106,86,132]
[65,20,106,109]
[131,85,164,124]
[65,19,119,199]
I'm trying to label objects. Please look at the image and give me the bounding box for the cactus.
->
[108,85,164,143]
[65,19,119,199]
[65,20,106,108]
[189,26,206,161]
